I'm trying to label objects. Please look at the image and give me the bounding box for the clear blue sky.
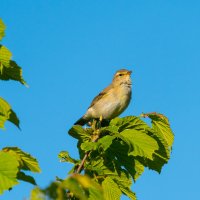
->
[1,1,200,199]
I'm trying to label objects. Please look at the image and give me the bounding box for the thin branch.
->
[76,152,89,174]
[75,128,100,174]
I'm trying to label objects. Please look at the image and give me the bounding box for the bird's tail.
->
[74,116,88,126]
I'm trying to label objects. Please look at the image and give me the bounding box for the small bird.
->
[74,69,132,125]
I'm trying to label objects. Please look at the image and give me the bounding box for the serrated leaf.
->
[133,159,145,180]
[0,97,20,129]
[102,177,122,200]
[0,45,12,67]
[0,151,19,194]
[0,59,27,85]
[110,140,145,181]
[69,125,91,141]
[3,147,41,172]
[144,131,170,173]
[110,170,136,199]
[111,115,172,172]
[17,171,36,185]
[110,169,132,187]
[111,116,150,133]
[121,129,159,160]
[0,19,6,41]
[120,186,136,200]
[141,153,168,173]
[139,112,174,172]
[149,113,174,149]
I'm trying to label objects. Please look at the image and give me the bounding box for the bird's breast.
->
[86,84,131,119]
[115,84,131,112]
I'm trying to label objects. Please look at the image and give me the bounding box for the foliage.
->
[0,148,40,194]
[0,18,174,200]
[0,19,27,86]
[0,97,20,129]
[0,18,40,195]
[30,174,103,200]
[31,113,174,200]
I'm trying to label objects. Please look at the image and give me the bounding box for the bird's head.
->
[112,69,132,86]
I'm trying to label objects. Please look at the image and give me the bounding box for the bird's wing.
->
[88,84,113,108]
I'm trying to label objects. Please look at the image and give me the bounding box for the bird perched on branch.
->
[74,69,132,126]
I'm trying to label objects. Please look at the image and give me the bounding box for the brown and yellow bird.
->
[74,69,132,125]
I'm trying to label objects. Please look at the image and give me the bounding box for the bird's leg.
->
[99,115,103,122]
[92,117,102,141]
[95,115,103,129]
[91,119,97,131]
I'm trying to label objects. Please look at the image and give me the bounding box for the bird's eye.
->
[118,74,123,77]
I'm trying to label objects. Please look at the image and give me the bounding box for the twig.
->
[75,127,100,174]
[76,152,89,174]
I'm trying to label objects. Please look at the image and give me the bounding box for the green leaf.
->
[138,112,174,172]
[0,151,19,194]
[133,159,145,180]
[110,117,123,126]
[81,141,97,152]
[62,175,88,200]
[0,59,27,85]
[97,135,115,151]
[87,146,121,175]
[30,182,68,200]
[3,147,41,172]
[110,169,132,187]
[84,155,105,174]
[0,97,20,129]
[88,187,104,200]
[111,115,173,172]
[102,177,122,200]
[62,174,104,200]
[100,125,119,135]
[119,186,136,200]
[81,135,115,153]
[120,129,159,160]
[142,130,170,173]
[0,45,12,67]
[43,182,67,200]
[139,153,167,173]
[17,171,36,185]
[58,151,78,164]
[0,19,6,41]
[110,140,145,181]
[149,113,174,149]
[110,170,136,200]
[69,125,91,141]
[110,116,149,133]
[30,187,45,200]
